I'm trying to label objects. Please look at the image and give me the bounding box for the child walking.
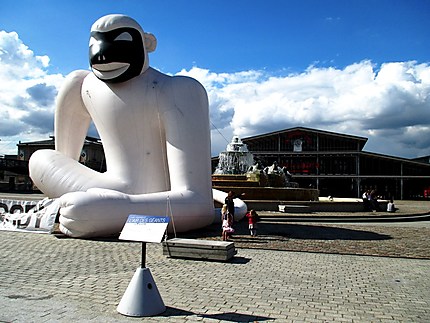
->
[245,209,259,237]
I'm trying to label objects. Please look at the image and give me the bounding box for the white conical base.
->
[117,267,166,317]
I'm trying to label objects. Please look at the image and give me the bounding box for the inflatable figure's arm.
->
[162,76,212,195]
[55,70,91,160]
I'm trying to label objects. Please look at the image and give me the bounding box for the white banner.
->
[0,198,37,214]
[0,198,60,234]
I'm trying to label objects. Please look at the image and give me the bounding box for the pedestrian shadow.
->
[229,256,251,264]
[160,306,272,321]
[199,312,272,321]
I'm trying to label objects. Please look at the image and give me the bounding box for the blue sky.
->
[1,0,430,159]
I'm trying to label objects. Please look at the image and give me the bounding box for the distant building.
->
[212,127,430,200]
[0,154,27,191]
[17,136,106,173]
[4,128,430,199]
[0,136,106,192]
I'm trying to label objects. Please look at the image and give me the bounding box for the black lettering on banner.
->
[25,204,36,213]
[0,201,36,215]
[35,214,42,228]
[0,203,8,214]
[10,205,24,214]
[17,215,31,229]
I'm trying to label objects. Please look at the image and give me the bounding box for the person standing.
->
[221,204,228,221]
[245,209,259,237]
[224,191,244,219]
[362,190,371,211]
[222,213,234,241]
[369,190,381,212]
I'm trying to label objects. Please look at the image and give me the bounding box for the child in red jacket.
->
[245,209,259,237]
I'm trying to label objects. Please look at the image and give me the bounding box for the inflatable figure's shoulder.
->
[145,68,204,93]
[145,68,208,109]
[170,74,207,96]
[60,70,91,95]
[64,70,91,86]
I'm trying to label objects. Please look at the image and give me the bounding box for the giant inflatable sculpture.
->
[29,14,246,238]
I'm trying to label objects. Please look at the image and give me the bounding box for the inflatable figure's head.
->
[89,14,157,83]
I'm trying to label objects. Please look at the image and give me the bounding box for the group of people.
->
[221,191,259,240]
[362,189,398,212]
[362,189,381,211]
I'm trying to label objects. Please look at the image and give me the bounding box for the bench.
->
[162,238,237,261]
[278,204,310,213]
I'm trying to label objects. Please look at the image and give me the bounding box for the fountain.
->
[212,136,319,211]
[214,136,254,175]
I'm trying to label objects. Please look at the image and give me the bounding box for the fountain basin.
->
[213,186,319,202]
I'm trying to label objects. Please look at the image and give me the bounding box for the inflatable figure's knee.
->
[29,150,111,198]
[28,149,53,181]
[29,150,59,197]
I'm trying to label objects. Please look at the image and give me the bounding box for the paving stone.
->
[1,199,430,322]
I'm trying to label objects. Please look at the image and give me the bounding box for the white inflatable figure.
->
[29,14,246,238]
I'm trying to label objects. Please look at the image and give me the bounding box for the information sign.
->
[119,215,170,243]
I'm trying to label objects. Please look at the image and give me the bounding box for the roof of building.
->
[18,136,103,146]
[242,126,368,152]
[243,126,368,142]
[411,156,430,164]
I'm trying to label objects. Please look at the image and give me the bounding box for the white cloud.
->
[0,31,64,154]
[181,60,430,158]
[1,30,430,161]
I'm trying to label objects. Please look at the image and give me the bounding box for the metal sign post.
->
[141,242,146,268]
[117,215,170,317]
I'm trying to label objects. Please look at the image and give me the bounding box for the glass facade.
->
[233,127,430,199]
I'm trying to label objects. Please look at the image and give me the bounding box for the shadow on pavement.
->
[179,220,392,241]
[199,312,272,322]
[264,223,392,240]
[161,307,271,322]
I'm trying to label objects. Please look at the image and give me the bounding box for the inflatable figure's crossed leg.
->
[30,149,246,237]
[30,150,127,198]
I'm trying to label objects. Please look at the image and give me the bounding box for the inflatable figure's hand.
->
[58,188,131,238]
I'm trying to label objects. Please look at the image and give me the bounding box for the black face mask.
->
[89,27,145,83]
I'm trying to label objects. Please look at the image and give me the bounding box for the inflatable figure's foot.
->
[58,188,131,238]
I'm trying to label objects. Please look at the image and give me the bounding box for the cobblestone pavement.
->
[186,221,430,260]
[0,197,429,322]
[1,230,430,323]
[182,200,430,260]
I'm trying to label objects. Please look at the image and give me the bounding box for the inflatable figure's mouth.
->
[91,62,130,80]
